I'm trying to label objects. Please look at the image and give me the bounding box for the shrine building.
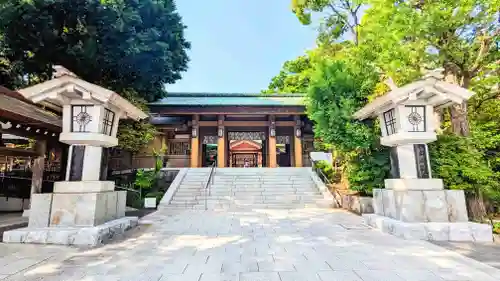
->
[145,93,315,168]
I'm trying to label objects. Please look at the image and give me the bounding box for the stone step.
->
[187,194,323,200]
[209,188,318,193]
[209,186,317,190]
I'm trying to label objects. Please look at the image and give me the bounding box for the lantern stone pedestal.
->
[363,181,492,241]
[354,71,492,242]
[2,67,147,246]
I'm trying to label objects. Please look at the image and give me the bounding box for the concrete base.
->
[364,214,493,242]
[0,196,29,212]
[385,178,443,190]
[2,216,138,246]
[341,195,374,214]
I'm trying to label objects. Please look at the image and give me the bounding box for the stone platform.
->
[2,216,138,246]
[364,214,492,242]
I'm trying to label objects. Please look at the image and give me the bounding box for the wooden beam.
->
[217,115,225,167]
[276,121,295,127]
[190,115,199,168]
[151,106,305,115]
[199,121,218,127]
[198,120,296,127]
[268,115,277,168]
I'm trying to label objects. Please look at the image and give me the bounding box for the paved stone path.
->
[432,241,500,270]
[1,208,500,281]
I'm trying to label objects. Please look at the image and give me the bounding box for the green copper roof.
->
[150,92,306,106]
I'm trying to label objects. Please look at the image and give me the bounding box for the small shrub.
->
[493,222,500,234]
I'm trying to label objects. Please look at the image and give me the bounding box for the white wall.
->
[0,197,28,212]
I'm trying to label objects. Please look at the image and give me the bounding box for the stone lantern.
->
[3,66,148,246]
[353,71,492,242]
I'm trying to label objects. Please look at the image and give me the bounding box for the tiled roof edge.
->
[164,92,306,97]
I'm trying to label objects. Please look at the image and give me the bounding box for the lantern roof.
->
[17,66,147,121]
[354,70,475,120]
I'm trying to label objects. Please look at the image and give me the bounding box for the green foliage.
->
[493,222,500,234]
[307,60,378,151]
[117,120,157,153]
[429,133,500,203]
[134,169,156,190]
[306,59,390,194]
[313,160,341,183]
[267,0,500,212]
[361,0,500,87]
[0,0,189,153]
[0,0,190,101]
[262,55,312,93]
[291,0,363,45]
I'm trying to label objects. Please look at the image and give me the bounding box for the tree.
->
[291,0,363,45]
[262,44,347,93]
[307,59,390,194]
[0,0,190,102]
[360,0,500,136]
[358,0,500,219]
[0,0,190,152]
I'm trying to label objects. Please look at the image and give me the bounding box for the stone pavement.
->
[1,208,500,281]
[431,241,500,270]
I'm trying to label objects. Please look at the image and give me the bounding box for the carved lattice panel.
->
[277,136,290,144]
[168,141,190,155]
[228,131,266,141]
[203,135,217,144]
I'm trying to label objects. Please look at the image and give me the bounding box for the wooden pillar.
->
[294,116,303,167]
[217,115,226,167]
[268,115,277,168]
[190,115,199,168]
[30,139,47,200]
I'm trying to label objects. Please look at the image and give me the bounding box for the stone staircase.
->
[167,168,212,209]
[166,168,330,210]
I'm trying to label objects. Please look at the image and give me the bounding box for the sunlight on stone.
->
[23,263,60,276]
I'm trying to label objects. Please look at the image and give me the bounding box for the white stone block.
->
[363,214,493,242]
[0,196,26,211]
[381,189,396,218]
[54,181,115,193]
[423,224,450,240]
[105,191,118,221]
[28,193,53,228]
[50,193,97,227]
[116,190,127,218]
[3,217,139,246]
[372,189,384,215]
[448,223,473,241]
[144,197,157,208]
[469,222,493,242]
[444,190,468,222]
[385,178,444,190]
[422,190,448,222]
[50,191,120,227]
[393,190,425,222]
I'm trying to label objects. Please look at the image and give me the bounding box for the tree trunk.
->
[466,190,488,221]
[450,102,470,136]
[444,70,487,220]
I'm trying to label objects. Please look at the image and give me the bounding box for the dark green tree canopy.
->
[0,0,190,102]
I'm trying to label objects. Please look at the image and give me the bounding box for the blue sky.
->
[166,0,318,93]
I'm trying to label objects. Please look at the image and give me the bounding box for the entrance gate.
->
[227,131,266,167]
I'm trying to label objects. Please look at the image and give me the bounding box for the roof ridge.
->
[165,92,305,97]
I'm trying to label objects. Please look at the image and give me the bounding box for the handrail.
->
[204,160,217,210]
[310,157,342,208]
